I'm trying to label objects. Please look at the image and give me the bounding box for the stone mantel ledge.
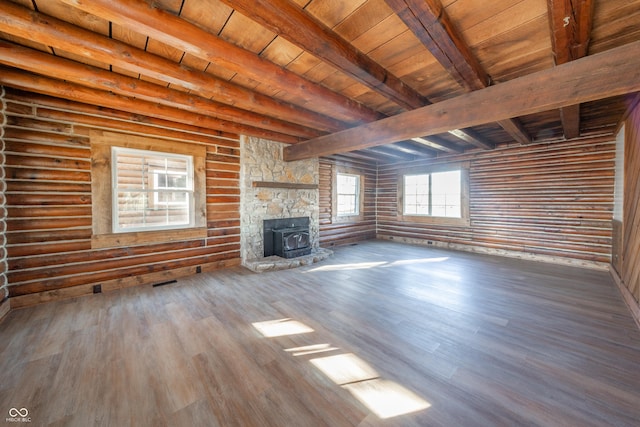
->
[243,248,333,273]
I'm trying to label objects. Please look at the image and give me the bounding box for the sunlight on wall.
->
[252,318,314,337]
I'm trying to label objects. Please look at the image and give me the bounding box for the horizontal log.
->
[6,88,240,141]
[8,250,240,297]
[5,193,91,206]
[5,167,90,182]
[56,0,383,125]
[7,240,92,257]
[0,40,323,139]
[284,40,640,160]
[0,0,347,133]
[0,66,301,143]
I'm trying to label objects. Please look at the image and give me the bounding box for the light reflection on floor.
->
[305,257,449,273]
[253,317,431,420]
[251,318,314,337]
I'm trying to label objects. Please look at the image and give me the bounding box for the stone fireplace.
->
[240,136,328,269]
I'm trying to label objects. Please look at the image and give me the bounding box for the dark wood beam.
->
[0,40,320,139]
[385,0,532,145]
[447,129,495,150]
[392,141,436,157]
[411,137,461,154]
[0,66,301,143]
[55,0,384,126]
[284,40,640,160]
[0,0,347,133]
[218,0,428,110]
[547,0,595,139]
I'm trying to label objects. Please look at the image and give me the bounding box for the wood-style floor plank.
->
[1,240,639,426]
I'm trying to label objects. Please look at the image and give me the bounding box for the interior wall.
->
[319,157,377,247]
[616,105,640,305]
[376,139,616,268]
[0,87,8,311]
[3,89,241,307]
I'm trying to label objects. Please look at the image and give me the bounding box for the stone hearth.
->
[240,136,322,269]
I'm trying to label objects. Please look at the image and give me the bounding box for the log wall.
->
[377,139,616,267]
[0,87,8,312]
[319,157,377,247]
[2,88,241,307]
[617,106,640,305]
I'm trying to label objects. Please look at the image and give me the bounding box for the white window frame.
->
[111,147,195,233]
[336,172,361,217]
[398,162,470,227]
[91,130,207,250]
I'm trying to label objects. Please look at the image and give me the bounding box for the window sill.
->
[398,215,470,227]
[92,227,208,249]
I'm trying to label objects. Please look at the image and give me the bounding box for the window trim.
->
[332,166,364,222]
[397,162,470,227]
[336,172,361,217]
[111,147,195,233]
[91,130,207,249]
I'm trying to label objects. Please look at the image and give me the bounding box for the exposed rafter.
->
[0,66,300,143]
[0,0,348,134]
[217,0,428,110]
[547,0,595,139]
[216,0,486,151]
[284,40,640,160]
[55,0,384,126]
[385,0,532,145]
[0,40,321,139]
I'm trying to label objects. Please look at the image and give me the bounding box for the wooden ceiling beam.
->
[0,40,320,140]
[284,40,640,160]
[55,0,384,126]
[411,137,461,154]
[0,66,301,143]
[547,0,595,139]
[218,0,428,110]
[385,0,532,145]
[0,0,347,134]
[447,129,495,150]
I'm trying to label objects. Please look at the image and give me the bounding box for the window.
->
[332,167,364,222]
[112,147,194,232]
[398,163,469,226]
[403,170,461,218]
[91,130,207,249]
[336,173,360,216]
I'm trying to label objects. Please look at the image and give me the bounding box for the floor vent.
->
[152,280,178,288]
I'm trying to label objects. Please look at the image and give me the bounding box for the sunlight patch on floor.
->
[310,353,379,385]
[343,379,431,419]
[285,343,339,356]
[307,257,449,272]
[252,318,314,337]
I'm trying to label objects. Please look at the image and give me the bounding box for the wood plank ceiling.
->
[0,0,639,163]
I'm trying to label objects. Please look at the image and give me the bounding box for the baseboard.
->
[8,258,241,309]
[610,267,640,331]
[376,235,609,271]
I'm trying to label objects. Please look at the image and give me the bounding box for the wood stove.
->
[263,217,311,258]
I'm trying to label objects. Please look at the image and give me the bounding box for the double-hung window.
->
[112,147,194,232]
[336,173,360,216]
[399,163,469,226]
[90,130,207,249]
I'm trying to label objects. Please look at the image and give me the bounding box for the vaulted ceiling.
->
[1,0,639,163]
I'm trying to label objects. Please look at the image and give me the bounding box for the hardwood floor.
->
[1,240,640,426]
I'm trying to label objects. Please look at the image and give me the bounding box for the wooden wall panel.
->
[621,106,640,303]
[319,157,376,247]
[2,88,241,305]
[377,139,616,265]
